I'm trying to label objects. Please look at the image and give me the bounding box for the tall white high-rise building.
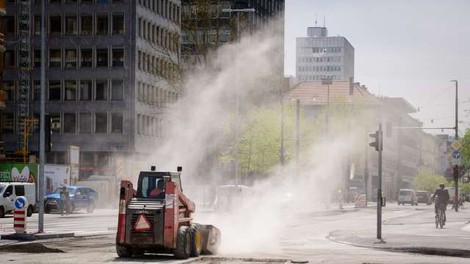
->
[296,26,354,82]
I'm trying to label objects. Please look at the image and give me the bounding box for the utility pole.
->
[451,80,459,212]
[295,99,300,177]
[38,0,46,233]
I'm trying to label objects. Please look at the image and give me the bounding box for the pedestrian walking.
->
[60,186,70,216]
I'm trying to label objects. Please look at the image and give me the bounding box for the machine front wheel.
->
[190,223,202,257]
[174,226,191,259]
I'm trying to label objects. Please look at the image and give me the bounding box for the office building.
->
[296,25,354,82]
[2,0,181,179]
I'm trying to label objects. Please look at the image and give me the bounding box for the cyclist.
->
[432,183,449,223]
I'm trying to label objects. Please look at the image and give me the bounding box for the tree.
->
[220,103,317,181]
[461,129,470,166]
[414,170,448,193]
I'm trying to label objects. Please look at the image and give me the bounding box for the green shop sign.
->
[0,163,38,183]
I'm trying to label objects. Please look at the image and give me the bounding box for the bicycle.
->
[435,203,446,229]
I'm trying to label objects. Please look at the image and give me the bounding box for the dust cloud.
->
[138,18,368,255]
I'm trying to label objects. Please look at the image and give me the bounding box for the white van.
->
[398,189,418,206]
[0,182,36,217]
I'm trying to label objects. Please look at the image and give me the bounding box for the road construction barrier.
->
[355,194,366,208]
[13,196,28,234]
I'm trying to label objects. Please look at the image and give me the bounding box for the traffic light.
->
[45,115,51,152]
[369,130,382,151]
[453,165,459,181]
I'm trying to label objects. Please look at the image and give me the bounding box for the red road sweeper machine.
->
[116,166,220,258]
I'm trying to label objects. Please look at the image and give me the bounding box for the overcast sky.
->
[284,0,470,136]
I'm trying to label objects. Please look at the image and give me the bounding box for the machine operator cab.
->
[136,166,183,200]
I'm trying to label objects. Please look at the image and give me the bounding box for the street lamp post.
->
[322,78,332,135]
[451,80,459,212]
[222,8,255,186]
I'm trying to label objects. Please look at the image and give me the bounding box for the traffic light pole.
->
[451,80,459,212]
[377,123,383,240]
[369,123,383,240]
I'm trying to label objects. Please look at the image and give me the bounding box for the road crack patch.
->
[0,243,64,253]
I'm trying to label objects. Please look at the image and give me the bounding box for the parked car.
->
[398,189,418,205]
[44,186,98,214]
[416,191,432,205]
[0,182,36,217]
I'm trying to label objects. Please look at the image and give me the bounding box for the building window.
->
[65,49,77,68]
[81,15,93,35]
[112,48,124,67]
[34,16,41,36]
[64,80,77,101]
[49,49,62,68]
[96,14,108,35]
[79,80,92,101]
[3,81,15,101]
[48,80,61,101]
[80,48,92,67]
[34,49,41,68]
[111,112,123,133]
[112,14,124,35]
[111,80,124,100]
[95,113,107,133]
[4,50,15,68]
[64,113,76,133]
[96,48,108,67]
[50,16,62,36]
[5,16,15,36]
[33,81,40,101]
[2,113,14,134]
[96,0,109,3]
[65,16,78,35]
[95,80,108,101]
[79,113,92,133]
[49,114,61,133]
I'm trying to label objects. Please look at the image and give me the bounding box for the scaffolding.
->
[16,0,32,156]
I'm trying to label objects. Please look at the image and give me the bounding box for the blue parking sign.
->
[452,150,461,159]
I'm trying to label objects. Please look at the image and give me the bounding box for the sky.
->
[284,0,470,137]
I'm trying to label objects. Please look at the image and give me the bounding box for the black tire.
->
[0,206,4,218]
[174,226,191,259]
[27,205,33,217]
[116,245,133,258]
[44,205,51,214]
[87,201,95,213]
[190,223,202,257]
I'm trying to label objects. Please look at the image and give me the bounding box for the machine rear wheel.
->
[116,245,133,258]
[174,226,191,259]
[0,206,4,218]
[87,201,95,213]
[190,223,202,257]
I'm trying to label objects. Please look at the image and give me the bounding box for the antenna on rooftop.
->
[315,13,318,26]
[323,15,326,27]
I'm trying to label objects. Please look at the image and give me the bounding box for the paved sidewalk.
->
[328,207,470,258]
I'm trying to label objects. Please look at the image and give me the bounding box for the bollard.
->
[13,196,28,234]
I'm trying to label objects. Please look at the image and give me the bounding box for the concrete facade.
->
[2,0,180,179]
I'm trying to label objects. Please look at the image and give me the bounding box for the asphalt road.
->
[0,203,468,263]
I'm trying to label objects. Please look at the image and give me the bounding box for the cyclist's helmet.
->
[439,183,445,189]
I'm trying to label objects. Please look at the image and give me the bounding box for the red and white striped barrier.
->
[13,196,28,234]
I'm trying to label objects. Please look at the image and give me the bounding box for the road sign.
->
[134,214,152,232]
[451,140,461,151]
[14,197,27,210]
[452,150,461,159]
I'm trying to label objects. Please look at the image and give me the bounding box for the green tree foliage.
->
[220,103,317,179]
[460,182,470,194]
[414,170,448,193]
[461,129,470,166]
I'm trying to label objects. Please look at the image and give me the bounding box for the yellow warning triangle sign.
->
[134,214,152,232]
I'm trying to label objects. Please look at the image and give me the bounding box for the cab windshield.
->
[52,187,75,195]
